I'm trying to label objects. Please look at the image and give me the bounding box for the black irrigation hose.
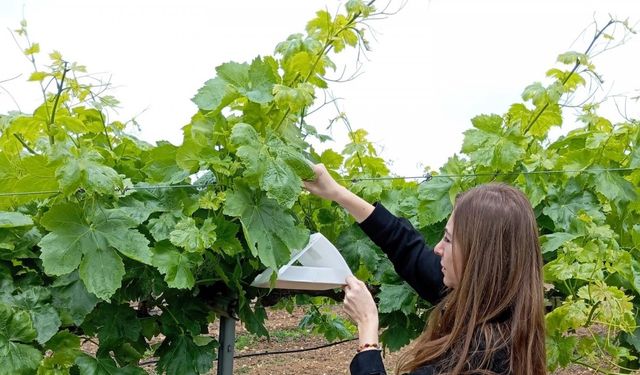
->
[138,337,358,366]
[233,338,358,359]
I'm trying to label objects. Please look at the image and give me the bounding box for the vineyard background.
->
[1,1,639,374]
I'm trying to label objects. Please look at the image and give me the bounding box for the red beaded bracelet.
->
[357,343,380,352]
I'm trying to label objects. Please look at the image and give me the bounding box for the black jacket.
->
[349,204,509,375]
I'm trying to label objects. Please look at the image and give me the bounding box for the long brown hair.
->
[396,183,546,375]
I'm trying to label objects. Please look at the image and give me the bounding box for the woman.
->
[304,164,546,375]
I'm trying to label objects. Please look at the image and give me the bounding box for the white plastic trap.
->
[250,233,353,290]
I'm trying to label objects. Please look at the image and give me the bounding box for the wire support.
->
[345,167,639,183]
[0,183,212,198]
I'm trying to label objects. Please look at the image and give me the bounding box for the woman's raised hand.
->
[304,163,374,223]
[303,163,345,202]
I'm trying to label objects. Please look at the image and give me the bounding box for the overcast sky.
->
[1,0,639,175]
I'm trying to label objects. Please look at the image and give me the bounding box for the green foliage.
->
[0,303,43,375]
[1,9,638,375]
[0,4,379,373]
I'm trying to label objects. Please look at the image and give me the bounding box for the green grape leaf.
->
[0,212,33,228]
[56,149,122,196]
[51,272,98,326]
[90,304,141,349]
[116,195,165,225]
[545,300,588,334]
[148,212,180,242]
[155,334,216,375]
[515,173,548,208]
[192,77,238,112]
[238,299,269,337]
[243,57,277,104]
[0,264,13,295]
[630,146,640,168]
[379,312,414,351]
[378,283,418,315]
[283,51,313,82]
[346,0,374,17]
[461,114,526,170]
[540,232,580,254]
[38,330,82,374]
[543,187,604,231]
[0,303,42,375]
[273,83,315,112]
[75,354,146,375]
[231,123,306,208]
[169,217,217,253]
[319,149,344,169]
[160,295,210,337]
[260,158,300,207]
[273,146,315,180]
[546,335,577,371]
[306,10,332,39]
[470,114,503,133]
[336,225,379,271]
[23,42,40,56]
[557,51,588,65]
[38,203,89,276]
[417,177,454,226]
[0,154,58,209]
[142,142,190,184]
[39,203,152,298]
[211,217,244,256]
[591,170,637,203]
[223,184,308,270]
[216,61,249,87]
[528,103,563,138]
[13,287,61,345]
[577,284,634,330]
[79,247,125,300]
[151,241,198,289]
[632,225,640,249]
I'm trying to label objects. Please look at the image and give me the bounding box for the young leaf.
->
[151,241,198,289]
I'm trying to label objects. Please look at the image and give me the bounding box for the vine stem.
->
[13,134,36,154]
[90,91,113,150]
[523,19,616,136]
[48,61,70,145]
[275,4,369,133]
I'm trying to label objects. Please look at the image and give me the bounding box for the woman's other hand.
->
[344,275,379,348]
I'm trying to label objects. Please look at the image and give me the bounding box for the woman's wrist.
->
[334,186,375,223]
[332,185,351,204]
[357,319,379,347]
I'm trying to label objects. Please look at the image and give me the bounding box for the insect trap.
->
[251,233,353,290]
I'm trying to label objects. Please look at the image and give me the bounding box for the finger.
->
[345,275,360,288]
[345,275,364,288]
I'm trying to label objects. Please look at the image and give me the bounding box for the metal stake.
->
[217,316,236,375]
